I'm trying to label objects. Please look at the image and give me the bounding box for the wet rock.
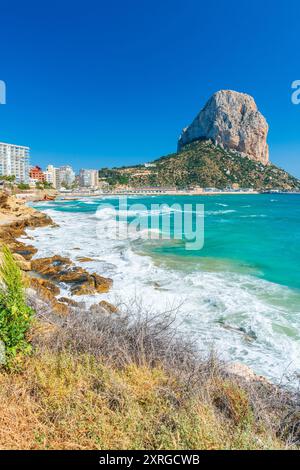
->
[76,256,95,262]
[56,267,90,284]
[29,276,60,300]
[28,276,70,316]
[98,300,118,313]
[89,300,117,315]
[30,254,112,297]
[52,301,69,316]
[71,277,96,296]
[70,274,112,296]
[13,244,38,260]
[0,203,51,261]
[71,285,92,296]
[58,296,80,307]
[31,255,73,277]
[92,273,113,293]
[225,362,268,384]
[12,253,31,271]
[89,303,108,315]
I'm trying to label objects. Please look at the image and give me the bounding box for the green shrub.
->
[17,183,30,190]
[0,245,33,365]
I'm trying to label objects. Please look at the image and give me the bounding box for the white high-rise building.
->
[0,142,30,183]
[58,165,76,188]
[44,164,59,188]
[79,169,99,188]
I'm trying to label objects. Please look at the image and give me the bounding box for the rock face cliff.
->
[178,90,269,165]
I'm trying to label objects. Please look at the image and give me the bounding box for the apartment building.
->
[58,165,76,188]
[79,169,99,188]
[29,165,46,183]
[0,142,30,183]
[44,165,59,188]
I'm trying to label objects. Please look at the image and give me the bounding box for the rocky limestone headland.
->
[178,90,269,164]
[0,191,114,316]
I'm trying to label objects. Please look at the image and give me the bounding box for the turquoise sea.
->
[27,194,300,383]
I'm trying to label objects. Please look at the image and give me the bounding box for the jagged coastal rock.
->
[178,90,269,164]
[0,192,114,315]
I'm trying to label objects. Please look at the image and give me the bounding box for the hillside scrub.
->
[0,292,298,450]
[98,140,300,190]
[0,350,288,450]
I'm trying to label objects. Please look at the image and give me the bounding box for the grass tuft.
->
[0,245,33,366]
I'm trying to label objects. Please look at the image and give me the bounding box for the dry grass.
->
[0,351,286,450]
[0,296,299,450]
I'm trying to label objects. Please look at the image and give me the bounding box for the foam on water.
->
[207,209,237,215]
[24,202,300,384]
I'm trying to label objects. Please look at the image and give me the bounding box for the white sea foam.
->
[240,214,267,218]
[24,204,300,385]
[207,209,237,215]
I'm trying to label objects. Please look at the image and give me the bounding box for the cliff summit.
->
[178,90,269,164]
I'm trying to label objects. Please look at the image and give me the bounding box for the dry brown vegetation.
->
[0,294,299,450]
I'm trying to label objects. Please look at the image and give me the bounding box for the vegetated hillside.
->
[99,140,300,191]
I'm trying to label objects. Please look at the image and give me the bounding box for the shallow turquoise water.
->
[152,194,300,290]
[33,193,300,290]
[29,194,300,382]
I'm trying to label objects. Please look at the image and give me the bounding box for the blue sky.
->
[0,0,300,176]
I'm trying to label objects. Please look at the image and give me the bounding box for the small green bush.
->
[0,245,33,365]
[17,183,30,190]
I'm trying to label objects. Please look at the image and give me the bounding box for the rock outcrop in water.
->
[178,90,269,165]
[31,255,113,296]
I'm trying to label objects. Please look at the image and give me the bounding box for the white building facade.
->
[79,169,99,188]
[58,165,76,188]
[0,142,30,183]
[44,164,59,188]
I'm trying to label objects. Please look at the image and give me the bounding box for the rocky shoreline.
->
[0,191,115,316]
[0,191,295,392]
